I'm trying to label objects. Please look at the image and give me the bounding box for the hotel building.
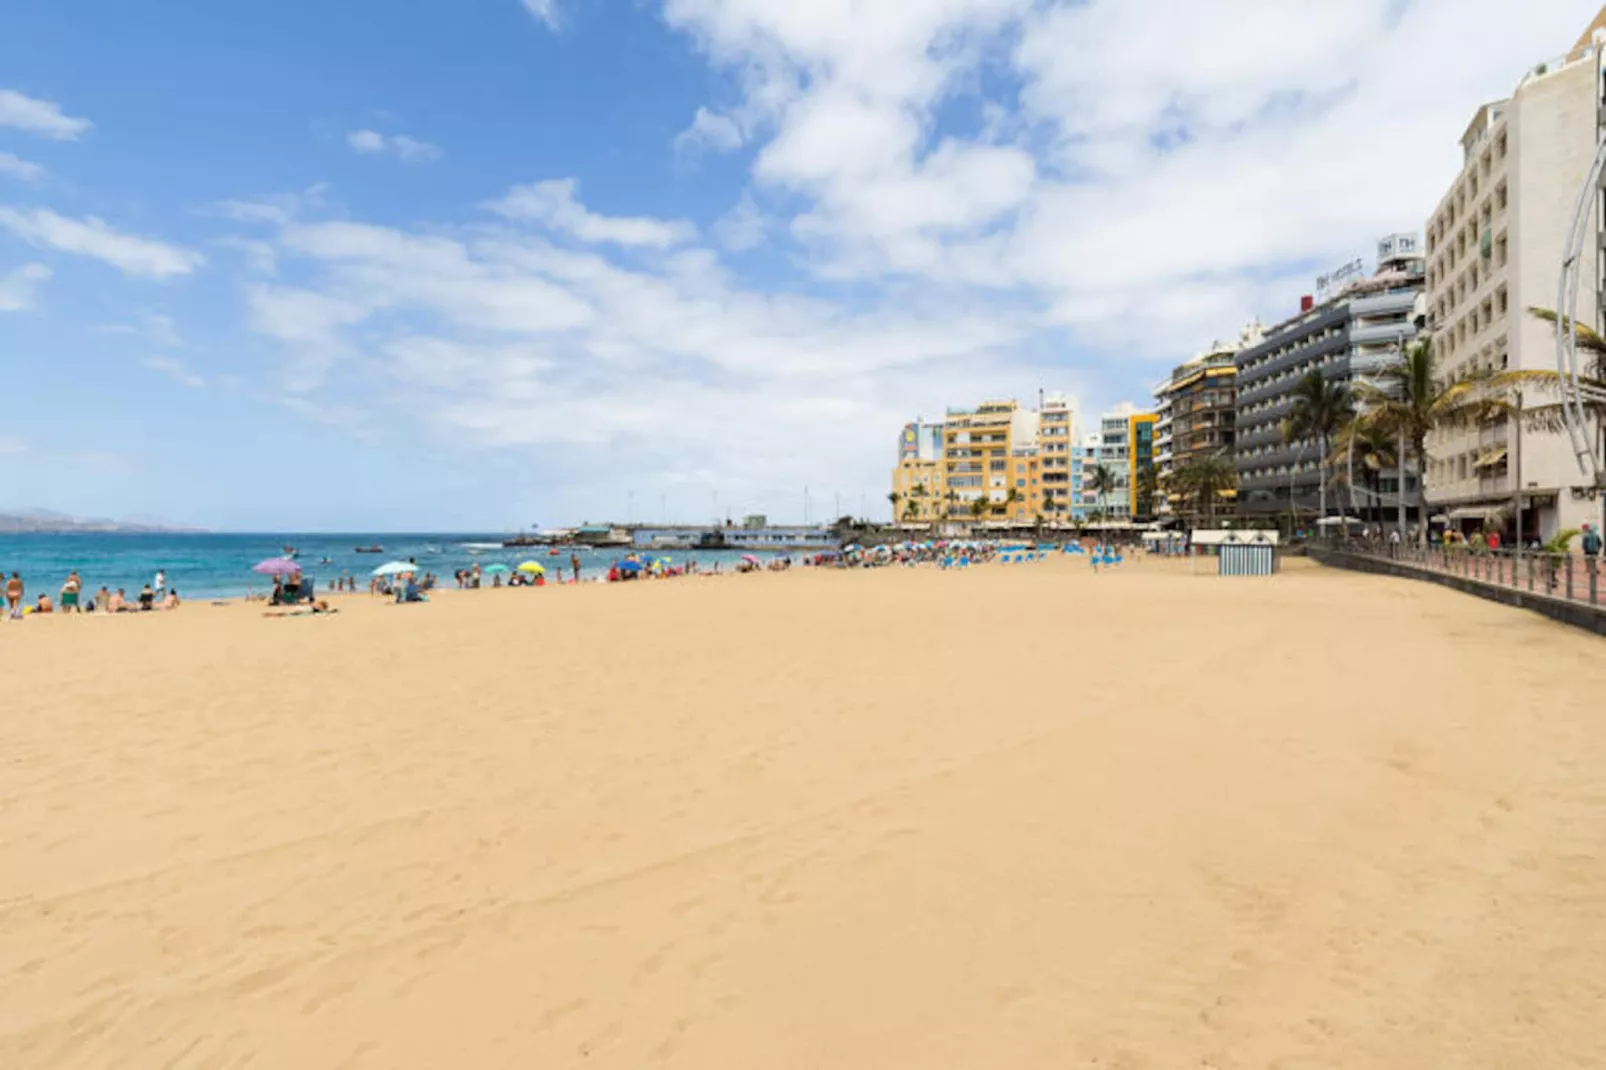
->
[1423,10,1606,540]
[1235,236,1426,523]
[1153,326,1260,522]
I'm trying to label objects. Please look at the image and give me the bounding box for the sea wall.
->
[1309,547,1606,638]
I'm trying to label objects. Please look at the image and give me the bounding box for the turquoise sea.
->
[0,533,781,601]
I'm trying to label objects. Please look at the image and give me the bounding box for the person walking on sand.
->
[154,569,166,597]
[5,571,23,619]
[570,553,581,583]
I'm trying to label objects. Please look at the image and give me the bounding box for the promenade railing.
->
[1317,538,1603,609]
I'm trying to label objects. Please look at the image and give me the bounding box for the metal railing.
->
[1322,539,1603,608]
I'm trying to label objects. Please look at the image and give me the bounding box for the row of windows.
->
[1428,124,1507,253]
[1438,286,1509,360]
[1429,181,1506,286]
[1429,453,1507,484]
[1239,325,1343,375]
[1239,352,1343,413]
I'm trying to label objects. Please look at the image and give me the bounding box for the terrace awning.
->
[1447,505,1502,521]
[1472,447,1508,470]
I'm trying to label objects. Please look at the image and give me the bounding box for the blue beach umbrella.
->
[616,559,642,573]
[482,563,511,574]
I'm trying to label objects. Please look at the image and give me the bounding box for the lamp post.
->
[1288,440,1309,538]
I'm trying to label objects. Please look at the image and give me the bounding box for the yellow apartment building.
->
[890,421,946,523]
[890,396,1077,528]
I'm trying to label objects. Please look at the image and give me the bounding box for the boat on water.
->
[353,545,384,554]
[461,542,502,554]
[318,557,334,566]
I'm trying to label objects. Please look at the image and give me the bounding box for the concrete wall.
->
[1309,547,1606,637]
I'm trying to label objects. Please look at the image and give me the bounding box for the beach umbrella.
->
[482,563,511,574]
[251,557,301,576]
[516,561,546,574]
[616,559,642,573]
[741,554,761,564]
[371,561,418,577]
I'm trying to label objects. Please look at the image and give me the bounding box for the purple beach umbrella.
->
[251,557,302,576]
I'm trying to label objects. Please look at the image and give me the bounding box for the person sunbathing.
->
[108,589,129,613]
[263,599,338,618]
[161,589,181,610]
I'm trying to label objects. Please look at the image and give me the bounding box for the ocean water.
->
[0,533,786,601]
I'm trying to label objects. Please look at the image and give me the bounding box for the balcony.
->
[1349,322,1414,346]
[1350,349,1405,376]
[1349,291,1420,318]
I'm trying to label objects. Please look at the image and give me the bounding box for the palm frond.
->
[1527,306,1606,358]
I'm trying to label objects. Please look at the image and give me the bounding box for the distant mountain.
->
[0,510,205,534]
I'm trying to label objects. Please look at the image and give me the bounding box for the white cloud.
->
[212,236,279,274]
[233,205,1050,520]
[713,192,766,252]
[389,135,441,161]
[0,153,45,183]
[0,207,203,279]
[140,355,205,388]
[347,129,442,161]
[208,200,294,225]
[660,0,1596,360]
[347,129,385,153]
[0,262,50,311]
[675,106,744,153]
[520,0,561,29]
[0,89,92,141]
[92,311,184,347]
[485,179,697,247]
[202,184,328,228]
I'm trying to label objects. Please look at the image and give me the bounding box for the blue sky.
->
[0,0,1594,530]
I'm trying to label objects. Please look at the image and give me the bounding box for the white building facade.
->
[1424,23,1606,541]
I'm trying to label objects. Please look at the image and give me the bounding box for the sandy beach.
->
[3,557,1605,1067]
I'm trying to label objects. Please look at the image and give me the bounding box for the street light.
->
[1288,439,1309,537]
[1555,116,1606,539]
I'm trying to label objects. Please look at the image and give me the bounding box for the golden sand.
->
[3,557,1605,1067]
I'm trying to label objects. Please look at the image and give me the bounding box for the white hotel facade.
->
[1424,12,1606,540]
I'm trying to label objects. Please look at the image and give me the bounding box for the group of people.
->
[3,569,179,619]
[1427,522,1604,559]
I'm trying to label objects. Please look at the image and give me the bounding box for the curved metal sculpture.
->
[1554,134,1606,490]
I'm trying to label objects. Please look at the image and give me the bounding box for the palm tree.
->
[1170,451,1237,527]
[1286,370,1354,523]
[1003,486,1022,518]
[1350,339,1512,546]
[1522,307,1606,498]
[1329,417,1399,526]
[968,495,988,525]
[887,490,901,521]
[1090,464,1117,526]
[1134,464,1159,522]
[901,497,920,523]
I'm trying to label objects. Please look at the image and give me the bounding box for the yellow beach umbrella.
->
[516,561,546,574]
